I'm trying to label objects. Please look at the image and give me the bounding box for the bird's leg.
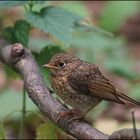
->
[56,109,92,125]
[56,100,102,123]
[67,107,95,123]
[56,97,102,123]
[67,109,86,123]
[56,108,84,123]
[67,101,102,123]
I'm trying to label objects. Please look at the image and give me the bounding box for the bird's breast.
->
[51,75,100,113]
[51,75,75,102]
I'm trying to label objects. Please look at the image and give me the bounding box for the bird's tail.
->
[117,91,140,106]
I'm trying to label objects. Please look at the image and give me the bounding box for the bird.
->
[43,53,140,121]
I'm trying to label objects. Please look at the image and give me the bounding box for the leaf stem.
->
[18,84,26,139]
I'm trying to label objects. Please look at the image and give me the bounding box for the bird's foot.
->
[56,109,84,123]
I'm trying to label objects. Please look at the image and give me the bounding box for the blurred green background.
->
[0,1,140,139]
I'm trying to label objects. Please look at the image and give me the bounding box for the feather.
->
[117,91,140,106]
[89,82,125,104]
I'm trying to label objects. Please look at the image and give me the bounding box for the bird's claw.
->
[56,109,84,123]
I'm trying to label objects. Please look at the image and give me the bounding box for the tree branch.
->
[0,38,139,139]
[109,128,140,139]
[0,38,108,139]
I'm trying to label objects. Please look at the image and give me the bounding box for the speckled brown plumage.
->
[43,53,140,117]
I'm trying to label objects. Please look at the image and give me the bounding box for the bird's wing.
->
[68,64,124,104]
[89,68,140,106]
[116,91,140,106]
[68,69,91,95]
[88,73,125,104]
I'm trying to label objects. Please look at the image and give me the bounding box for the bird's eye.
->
[58,61,65,67]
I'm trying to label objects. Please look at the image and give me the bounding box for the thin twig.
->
[19,85,26,139]
[132,110,138,139]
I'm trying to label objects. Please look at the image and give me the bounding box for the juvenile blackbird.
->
[43,53,140,120]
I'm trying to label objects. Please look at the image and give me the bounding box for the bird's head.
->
[43,53,81,76]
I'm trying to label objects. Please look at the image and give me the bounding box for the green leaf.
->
[0,1,28,9]
[36,122,57,139]
[62,1,90,17]
[14,20,31,47]
[74,22,113,37]
[29,1,49,12]
[99,1,139,32]
[2,20,31,47]
[26,6,83,43]
[2,27,15,43]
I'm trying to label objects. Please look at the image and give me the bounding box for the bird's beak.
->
[43,64,58,69]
